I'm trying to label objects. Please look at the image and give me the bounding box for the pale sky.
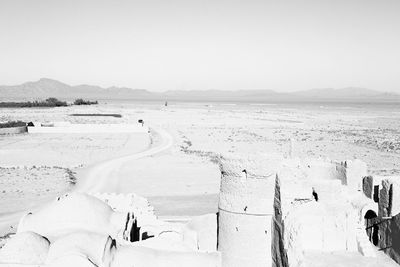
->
[0,0,400,92]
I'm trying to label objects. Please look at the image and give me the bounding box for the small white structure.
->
[27,123,149,134]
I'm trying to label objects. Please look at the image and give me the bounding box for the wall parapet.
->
[28,123,149,134]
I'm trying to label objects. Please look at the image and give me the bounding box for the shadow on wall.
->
[364,210,379,246]
[379,213,400,263]
[362,175,400,264]
[272,175,289,267]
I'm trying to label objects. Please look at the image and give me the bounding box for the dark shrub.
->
[0,98,67,108]
[73,99,98,105]
[0,121,26,128]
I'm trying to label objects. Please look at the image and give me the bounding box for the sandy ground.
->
[0,166,75,237]
[74,126,220,216]
[0,109,151,236]
[0,132,150,167]
[99,102,400,217]
[0,166,74,214]
[1,101,400,236]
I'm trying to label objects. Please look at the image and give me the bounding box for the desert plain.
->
[1,100,400,243]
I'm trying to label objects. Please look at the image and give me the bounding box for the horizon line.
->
[0,77,397,94]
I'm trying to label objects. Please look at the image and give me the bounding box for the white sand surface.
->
[0,166,73,214]
[0,121,150,236]
[79,154,220,216]
[75,127,220,216]
[68,102,400,219]
[0,132,150,167]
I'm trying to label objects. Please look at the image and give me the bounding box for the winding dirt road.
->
[76,127,173,193]
[0,127,172,237]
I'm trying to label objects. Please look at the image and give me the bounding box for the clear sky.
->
[0,0,399,92]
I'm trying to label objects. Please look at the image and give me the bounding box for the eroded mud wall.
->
[217,158,274,267]
[362,176,373,199]
[305,161,346,183]
[345,160,368,191]
[379,213,400,264]
[272,175,289,267]
[379,180,393,218]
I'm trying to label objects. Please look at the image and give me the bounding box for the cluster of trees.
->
[0,98,68,108]
[73,99,98,105]
[0,120,26,128]
[0,98,98,108]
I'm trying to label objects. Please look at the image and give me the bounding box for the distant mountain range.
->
[0,78,399,103]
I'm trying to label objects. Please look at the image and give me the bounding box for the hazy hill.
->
[290,87,398,100]
[0,78,399,103]
[0,78,161,101]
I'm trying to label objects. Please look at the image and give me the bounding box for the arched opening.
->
[364,210,379,246]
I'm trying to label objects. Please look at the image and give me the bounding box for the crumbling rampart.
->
[362,176,400,264]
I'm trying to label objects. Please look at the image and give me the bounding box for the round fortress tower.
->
[217,157,275,267]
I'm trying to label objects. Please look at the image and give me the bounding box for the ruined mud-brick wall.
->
[89,192,158,242]
[293,159,366,192]
[272,174,289,267]
[343,160,368,191]
[362,176,374,199]
[378,179,400,264]
[378,179,400,218]
[362,176,400,264]
[217,157,275,267]
[379,213,400,264]
[276,158,367,267]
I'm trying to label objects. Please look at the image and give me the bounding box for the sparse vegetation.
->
[0,98,67,108]
[179,133,220,164]
[73,98,98,105]
[65,168,77,185]
[0,121,26,128]
[0,98,99,108]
